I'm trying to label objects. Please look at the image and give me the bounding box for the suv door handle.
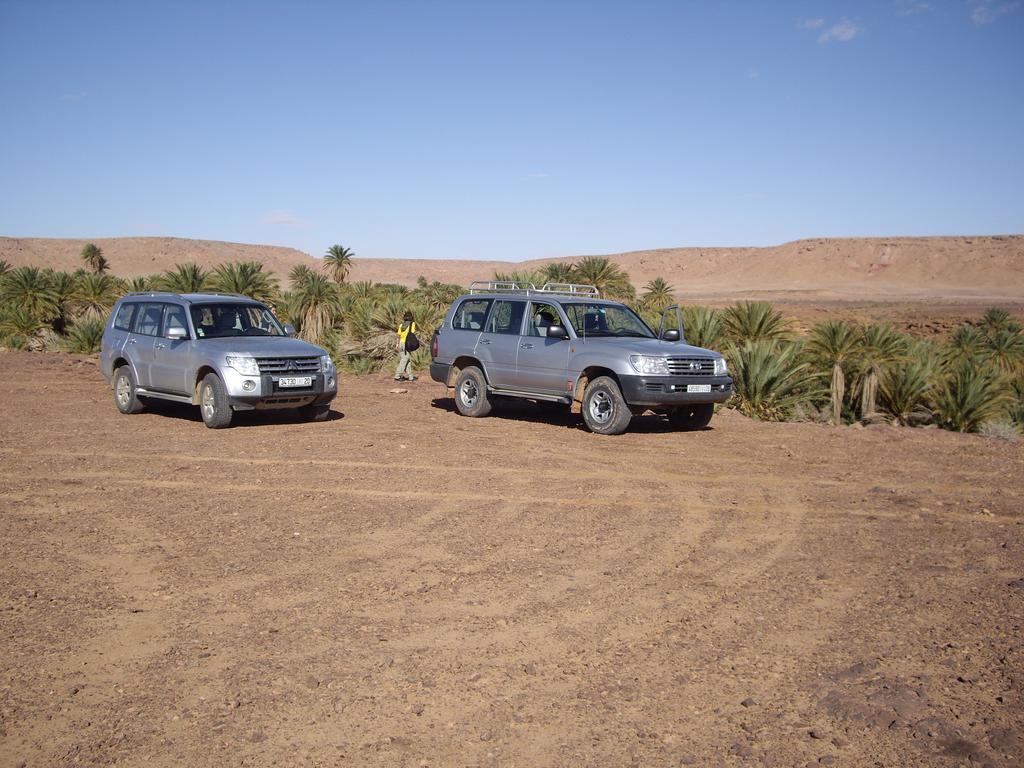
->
[155,343,167,349]
[519,343,533,349]
[479,338,492,345]
[128,338,137,344]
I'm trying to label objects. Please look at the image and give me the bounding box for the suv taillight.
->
[431,331,439,358]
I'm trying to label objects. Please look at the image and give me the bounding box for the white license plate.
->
[687,384,712,393]
[278,376,313,388]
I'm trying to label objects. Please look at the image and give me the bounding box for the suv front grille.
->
[666,357,715,376]
[256,356,321,374]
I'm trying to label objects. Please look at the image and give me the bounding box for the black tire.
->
[454,366,491,417]
[580,376,632,435]
[199,372,233,429]
[299,403,331,422]
[113,366,145,414]
[669,403,714,430]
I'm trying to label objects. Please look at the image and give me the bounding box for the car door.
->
[127,302,164,387]
[149,304,193,394]
[516,301,573,394]
[102,302,138,376]
[475,299,526,388]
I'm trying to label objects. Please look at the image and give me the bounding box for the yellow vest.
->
[397,321,417,344]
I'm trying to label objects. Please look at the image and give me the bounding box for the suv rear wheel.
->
[199,372,233,429]
[669,403,714,430]
[113,366,145,414]
[581,376,632,435]
[454,366,492,417]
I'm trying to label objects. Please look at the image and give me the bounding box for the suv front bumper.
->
[226,371,338,410]
[618,374,733,407]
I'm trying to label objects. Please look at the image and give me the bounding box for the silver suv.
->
[429,282,732,435]
[100,292,337,428]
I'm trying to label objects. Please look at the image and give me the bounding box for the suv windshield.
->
[190,303,285,339]
[563,303,654,338]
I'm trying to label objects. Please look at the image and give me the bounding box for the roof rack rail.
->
[467,281,600,298]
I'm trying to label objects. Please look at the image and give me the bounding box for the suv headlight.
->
[629,355,670,375]
[714,357,728,376]
[320,354,335,373]
[225,355,260,376]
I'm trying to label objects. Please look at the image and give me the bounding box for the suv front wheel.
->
[199,372,233,429]
[581,376,632,435]
[454,366,492,418]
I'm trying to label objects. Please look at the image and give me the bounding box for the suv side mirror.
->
[166,326,188,340]
[546,324,568,339]
[662,329,680,342]
[283,324,296,337]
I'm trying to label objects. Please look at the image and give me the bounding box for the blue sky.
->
[1,0,1022,260]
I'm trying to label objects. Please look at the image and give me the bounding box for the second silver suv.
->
[429,282,732,435]
[100,292,337,428]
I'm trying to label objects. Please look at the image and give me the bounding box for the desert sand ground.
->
[1,351,1022,767]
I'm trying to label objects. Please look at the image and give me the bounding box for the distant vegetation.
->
[0,248,1021,438]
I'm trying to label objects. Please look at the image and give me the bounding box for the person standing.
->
[395,311,418,381]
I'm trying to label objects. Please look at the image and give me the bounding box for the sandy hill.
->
[2,234,1022,301]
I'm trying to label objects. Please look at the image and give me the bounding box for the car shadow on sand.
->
[429,397,711,433]
[140,399,345,427]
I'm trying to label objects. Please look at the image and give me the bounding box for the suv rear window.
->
[113,303,137,332]
[452,299,491,331]
[133,303,165,336]
[485,300,526,335]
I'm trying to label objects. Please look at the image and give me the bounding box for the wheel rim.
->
[589,390,613,424]
[201,384,216,420]
[460,378,478,408]
[116,375,131,408]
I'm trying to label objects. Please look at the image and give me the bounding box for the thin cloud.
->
[799,18,826,29]
[261,210,309,228]
[818,20,861,43]
[970,1,1020,25]
[896,1,932,15]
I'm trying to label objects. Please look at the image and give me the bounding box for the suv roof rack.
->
[467,281,600,298]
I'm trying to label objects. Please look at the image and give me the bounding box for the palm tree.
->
[0,259,10,280]
[570,256,634,300]
[47,270,79,333]
[879,343,941,426]
[208,261,279,303]
[122,275,156,293]
[73,273,121,319]
[681,305,723,349]
[857,324,907,420]
[292,272,343,345]
[980,307,1022,336]
[61,318,106,353]
[726,340,823,421]
[931,361,1009,433]
[984,327,1024,375]
[323,245,355,283]
[540,261,575,285]
[641,277,676,312]
[0,306,50,350]
[80,243,109,275]
[805,319,861,424]
[493,269,545,288]
[945,324,988,368]
[722,301,790,343]
[0,266,58,319]
[289,263,315,289]
[158,263,210,293]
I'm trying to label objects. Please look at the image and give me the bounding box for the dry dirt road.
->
[1,351,1022,768]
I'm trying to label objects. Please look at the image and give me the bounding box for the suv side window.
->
[162,305,189,337]
[486,300,526,335]
[452,299,491,331]
[113,303,138,332]
[527,302,561,337]
[134,303,165,336]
